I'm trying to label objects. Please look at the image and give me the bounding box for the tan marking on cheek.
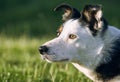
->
[59,26,63,32]
[57,25,63,36]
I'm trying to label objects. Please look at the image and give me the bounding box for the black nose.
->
[39,46,48,55]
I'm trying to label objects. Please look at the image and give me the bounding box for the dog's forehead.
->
[58,19,88,38]
[64,19,80,27]
[63,19,82,32]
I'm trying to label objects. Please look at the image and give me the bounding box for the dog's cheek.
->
[74,40,87,51]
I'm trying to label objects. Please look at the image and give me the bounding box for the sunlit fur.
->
[39,4,120,82]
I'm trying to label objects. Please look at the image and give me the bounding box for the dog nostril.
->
[39,46,48,55]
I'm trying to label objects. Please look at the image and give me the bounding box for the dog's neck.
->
[72,62,120,82]
[72,26,120,82]
[72,63,97,81]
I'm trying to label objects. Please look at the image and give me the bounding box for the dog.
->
[39,3,120,82]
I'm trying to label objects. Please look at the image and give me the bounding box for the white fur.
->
[41,19,120,82]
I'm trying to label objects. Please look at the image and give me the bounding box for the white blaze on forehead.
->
[59,19,80,40]
[62,19,93,37]
[62,19,80,32]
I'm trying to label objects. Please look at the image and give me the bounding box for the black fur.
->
[72,8,81,19]
[88,17,108,36]
[81,16,108,36]
[54,3,80,21]
[81,4,108,36]
[95,36,120,82]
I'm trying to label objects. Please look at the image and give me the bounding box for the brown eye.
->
[69,34,77,39]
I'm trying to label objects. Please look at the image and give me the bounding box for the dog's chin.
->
[41,55,53,63]
[41,55,69,63]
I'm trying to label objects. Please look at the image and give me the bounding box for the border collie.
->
[39,3,120,82]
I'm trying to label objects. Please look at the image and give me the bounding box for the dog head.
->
[39,4,107,67]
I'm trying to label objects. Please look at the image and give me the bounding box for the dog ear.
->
[81,5,103,35]
[54,3,81,21]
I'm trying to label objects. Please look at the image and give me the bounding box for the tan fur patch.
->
[57,25,63,36]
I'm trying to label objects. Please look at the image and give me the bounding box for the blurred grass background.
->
[0,0,120,37]
[0,0,120,82]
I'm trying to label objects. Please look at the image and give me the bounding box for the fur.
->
[39,4,120,82]
[96,36,120,82]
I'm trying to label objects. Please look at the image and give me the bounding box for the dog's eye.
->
[69,34,77,39]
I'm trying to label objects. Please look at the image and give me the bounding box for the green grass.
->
[0,36,92,82]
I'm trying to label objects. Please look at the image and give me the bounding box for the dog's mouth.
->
[53,59,69,62]
[41,54,54,62]
[41,54,69,62]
